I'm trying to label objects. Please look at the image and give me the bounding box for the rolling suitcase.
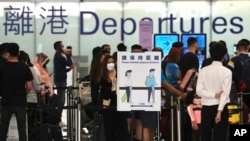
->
[227,103,240,124]
[227,102,250,124]
[29,89,62,141]
[179,69,198,92]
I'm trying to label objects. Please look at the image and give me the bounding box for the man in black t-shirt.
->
[228,41,250,123]
[179,37,199,141]
[179,37,199,77]
[0,43,33,141]
[0,43,9,98]
[0,43,9,64]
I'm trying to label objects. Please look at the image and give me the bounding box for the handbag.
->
[92,111,106,141]
[179,68,198,92]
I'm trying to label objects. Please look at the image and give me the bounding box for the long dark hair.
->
[101,55,114,82]
[89,53,105,84]
[18,50,33,67]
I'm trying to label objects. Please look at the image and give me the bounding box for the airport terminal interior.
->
[1,0,250,141]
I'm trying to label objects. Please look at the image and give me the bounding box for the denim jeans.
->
[0,106,27,141]
[54,81,67,116]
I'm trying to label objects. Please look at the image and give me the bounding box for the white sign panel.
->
[117,52,161,111]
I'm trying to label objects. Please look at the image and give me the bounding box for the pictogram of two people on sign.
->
[124,69,156,103]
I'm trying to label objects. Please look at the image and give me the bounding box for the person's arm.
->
[161,81,187,99]
[26,80,32,94]
[25,65,33,94]
[31,67,42,92]
[218,70,232,111]
[196,71,219,99]
[161,70,187,98]
[65,57,74,72]
[100,78,112,106]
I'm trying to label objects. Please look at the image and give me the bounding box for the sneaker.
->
[59,121,67,127]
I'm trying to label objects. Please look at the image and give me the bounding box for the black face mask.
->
[43,64,47,68]
[195,49,198,55]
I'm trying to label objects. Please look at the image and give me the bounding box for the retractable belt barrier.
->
[53,83,118,141]
[53,86,81,141]
[232,92,250,124]
[53,81,188,141]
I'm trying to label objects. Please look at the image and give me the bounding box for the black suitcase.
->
[29,90,62,141]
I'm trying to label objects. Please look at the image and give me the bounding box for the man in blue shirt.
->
[53,41,74,123]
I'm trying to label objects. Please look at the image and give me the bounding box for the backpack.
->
[179,68,198,92]
[42,94,61,125]
[240,56,250,91]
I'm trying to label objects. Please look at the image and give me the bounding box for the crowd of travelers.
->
[0,37,250,141]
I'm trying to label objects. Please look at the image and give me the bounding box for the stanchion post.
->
[66,88,72,141]
[77,81,82,141]
[170,95,175,141]
[237,92,243,124]
[157,111,160,141]
[74,92,77,141]
[176,97,182,141]
[77,97,82,141]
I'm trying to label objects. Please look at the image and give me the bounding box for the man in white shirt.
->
[196,41,231,141]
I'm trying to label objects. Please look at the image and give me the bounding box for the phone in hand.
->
[233,44,237,54]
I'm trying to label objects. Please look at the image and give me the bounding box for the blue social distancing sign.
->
[230,124,250,140]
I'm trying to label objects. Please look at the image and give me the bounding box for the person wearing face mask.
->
[99,55,130,141]
[53,41,74,127]
[186,90,202,141]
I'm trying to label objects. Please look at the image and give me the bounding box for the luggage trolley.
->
[65,84,82,141]
[78,80,94,140]
[65,60,93,141]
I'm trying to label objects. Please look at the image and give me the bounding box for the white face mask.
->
[107,63,115,71]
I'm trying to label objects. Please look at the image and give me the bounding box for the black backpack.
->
[42,94,61,125]
[240,56,250,91]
